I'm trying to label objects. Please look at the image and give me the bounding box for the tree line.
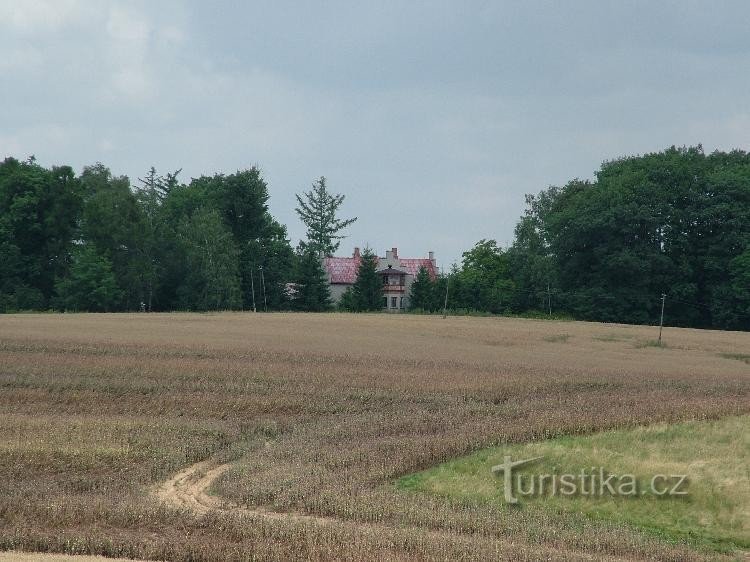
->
[1,145,749,329]
[0,158,331,313]
[408,146,750,330]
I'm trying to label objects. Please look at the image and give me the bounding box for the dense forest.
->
[1,146,749,330]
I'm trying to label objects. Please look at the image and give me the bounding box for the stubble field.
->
[0,312,748,561]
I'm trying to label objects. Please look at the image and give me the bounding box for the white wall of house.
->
[325,247,433,311]
[329,284,350,303]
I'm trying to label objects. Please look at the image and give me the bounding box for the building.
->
[323,247,438,311]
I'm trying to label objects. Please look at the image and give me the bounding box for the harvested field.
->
[0,312,748,561]
[0,554,139,562]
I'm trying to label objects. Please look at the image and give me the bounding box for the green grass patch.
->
[593,333,637,342]
[634,339,668,349]
[719,353,750,365]
[543,333,571,343]
[397,416,750,552]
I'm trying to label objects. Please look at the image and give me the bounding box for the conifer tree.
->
[409,266,434,311]
[352,248,383,311]
[295,176,357,256]
[338,286,356,311]
[294,248,332,311]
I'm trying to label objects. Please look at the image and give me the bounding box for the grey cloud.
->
[2,0,749,264]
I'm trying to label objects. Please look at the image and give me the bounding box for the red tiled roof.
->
[399,258,438,280]
[324,255,438,284]
[324,256,361,284]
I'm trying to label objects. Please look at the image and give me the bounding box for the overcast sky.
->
[2,1,749,266]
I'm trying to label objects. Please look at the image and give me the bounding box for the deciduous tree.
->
[176,208,242,311]
[0,157,81,310]
[54,245,121,312]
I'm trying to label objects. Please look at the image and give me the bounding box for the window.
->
[382,297,388,308]
[400,297,404,309]
[391,297,397,308]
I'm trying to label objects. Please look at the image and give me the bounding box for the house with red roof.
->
[323,247,438,311]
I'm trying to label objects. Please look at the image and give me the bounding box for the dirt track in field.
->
[151,458,633,562]
[153,460,230,516]
[155,458,343,525]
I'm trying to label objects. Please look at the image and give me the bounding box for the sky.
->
[2,1,750,266]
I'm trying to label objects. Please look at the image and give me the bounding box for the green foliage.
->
[175,208,242,311]
[54,245,122,311]
[295,176,357,257]
[244,236,296,311]
[449,240,515,314]
[3,146,750,328]
[0,158,300,313]
[409,266,435,311]
[293,248,332,312]
[729,247,750,323]
[514,146,750,329]
[351,248,382,311]
[338,286,356,311]
[174,169,295,311]
[134,167,180,311]
[431,275,448,313]
[0,157,81,310]
[80,163,148,310]
[506,190,558,312]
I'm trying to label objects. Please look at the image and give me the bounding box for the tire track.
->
[153,459,642,561]
[154,459,332,524]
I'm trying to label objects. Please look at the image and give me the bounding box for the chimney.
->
[428,251,435,264]
[353,247,360,258]
[391,247,398,259]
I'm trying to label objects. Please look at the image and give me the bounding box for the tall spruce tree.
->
[352,248,382,311]
[134,167,180,311]
[409,266,434,311]
[295,176,357,256]
[294,248,332,311]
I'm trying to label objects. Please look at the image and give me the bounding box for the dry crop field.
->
[0,312,748,561]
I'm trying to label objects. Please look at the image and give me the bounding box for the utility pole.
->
[547,283,552,317]
[442,270,450,319]
[250,267,257,312]
[259,266,267,312]
[658,293,666,343]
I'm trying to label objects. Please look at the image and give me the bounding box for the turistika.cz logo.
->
[491,455,689,504]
